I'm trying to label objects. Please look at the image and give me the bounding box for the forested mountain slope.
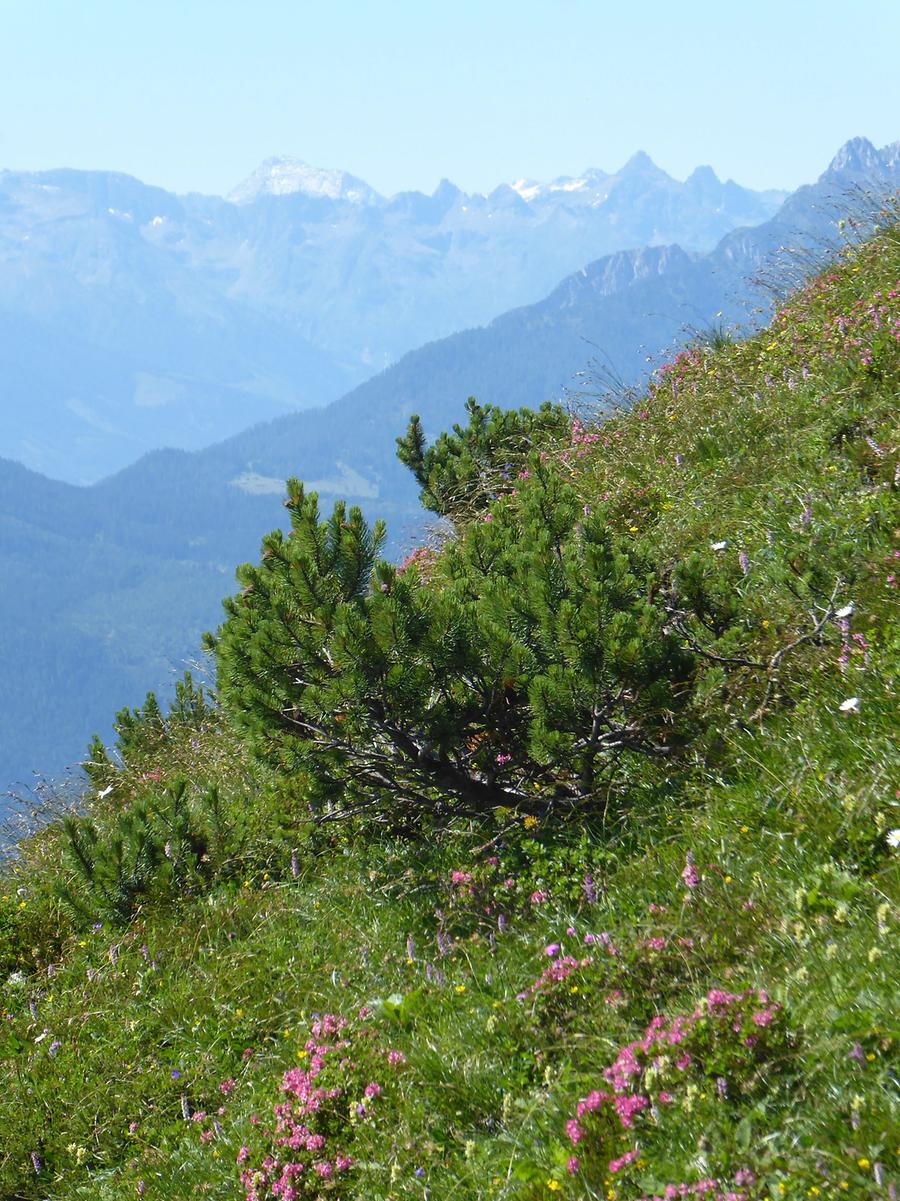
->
[0,150,786,482]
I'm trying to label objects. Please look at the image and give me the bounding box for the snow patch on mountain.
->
[229,157,381,205]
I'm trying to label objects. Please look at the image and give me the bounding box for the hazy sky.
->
[2,0,898,198]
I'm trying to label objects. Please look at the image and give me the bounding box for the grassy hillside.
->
[0,216,897,1201]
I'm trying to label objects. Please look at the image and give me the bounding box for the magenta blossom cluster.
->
[517,954,594,1001]
[238,1013,405,1200]
[637,1175,754,1201]
[396,545,437,575]
[822,284,900,369]
[565,989,781,1188]
[449,869,475,898]
[654,347,705,403]
[565,418,603,459]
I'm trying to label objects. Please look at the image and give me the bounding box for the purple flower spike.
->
[682,853,700,890]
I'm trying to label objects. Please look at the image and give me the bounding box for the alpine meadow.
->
[1,202,897,1201]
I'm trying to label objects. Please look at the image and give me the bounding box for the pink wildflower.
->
[609,1148,639,1174]
[614,1093,649,1128]
[566,1118,585,1144]
[682,853,700,890]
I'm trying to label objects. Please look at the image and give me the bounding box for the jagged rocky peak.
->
[826,136,883,176]
[228,156,381,205]
[686,164,721,190]
[617,150,668,177]
[432,178,463,202]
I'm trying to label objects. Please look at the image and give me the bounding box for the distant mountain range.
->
[0,151,785,482]
[1,137,898,817]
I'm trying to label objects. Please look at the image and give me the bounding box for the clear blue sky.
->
[1,0,898,198]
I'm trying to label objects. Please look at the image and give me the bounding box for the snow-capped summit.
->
[509,158,678,205]
[510,167,610,204]
[228,157,381,205]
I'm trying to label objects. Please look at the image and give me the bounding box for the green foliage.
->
[396,396,570,519]
[85,672,213,791]
[111,673,211,766]
[57,778,239,926]
[211,464,692,826]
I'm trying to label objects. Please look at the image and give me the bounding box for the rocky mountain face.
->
[1,137,897,814]
[0,152,785,482]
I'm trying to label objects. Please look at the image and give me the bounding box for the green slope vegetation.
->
[0,218,898,1201]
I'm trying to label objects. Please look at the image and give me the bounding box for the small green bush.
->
[396,396,570,519]
[210,461,693,828]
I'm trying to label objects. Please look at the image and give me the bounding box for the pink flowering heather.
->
[584,930,619,956]
[563,988,784,1191]
[518,955,593,1001]
[238,1012,403,1199]
[449,870,475,899]
[566,1118,585,1144]
[636,1175,752,1200]
[609,1148,639,1174]
[397,545,437,575]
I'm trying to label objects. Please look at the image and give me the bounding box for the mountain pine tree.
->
[210,444,692,827]
[396,396,570,519]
